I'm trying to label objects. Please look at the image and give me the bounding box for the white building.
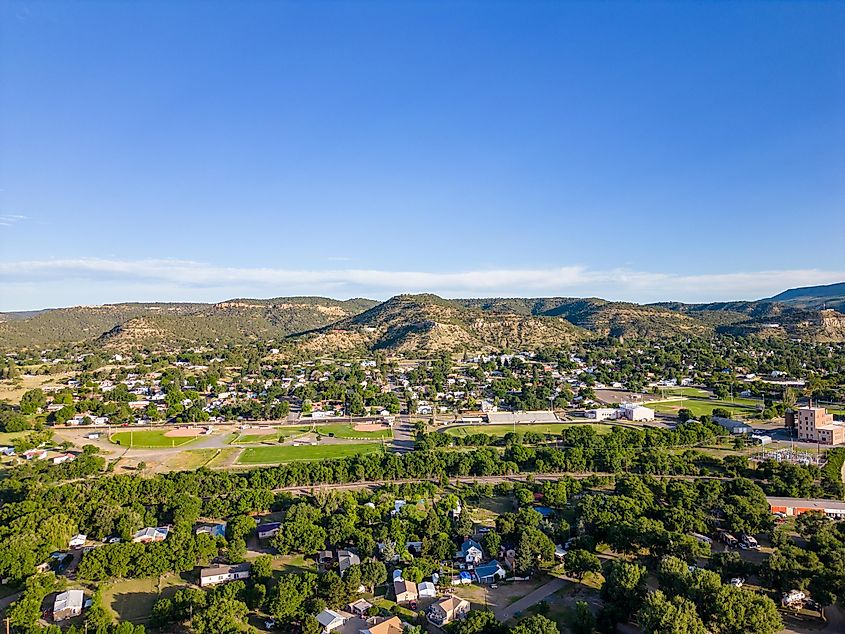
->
[617,403,655,421]
[316,609,347,634]
[199,563,251,587]
[53,589,84,621]
[585,408,618,421]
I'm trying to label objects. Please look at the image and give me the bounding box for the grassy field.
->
[237,442,383,464]
[206,447,242,468]
[314,422,392,439]
[443,423,615,437]
[270,554,315,574]
[649,387,713,398]
[0,430,35,446]
[110,430,201,448]
[234,426,311,443]
[164,448,218,470]
[102,573,187,622]
[0,372,76,404]
[648,396,760,418]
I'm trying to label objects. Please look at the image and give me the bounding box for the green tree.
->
[638,591,707,634]
[511,614,559,634]
[711,586,782,634]
[19,388,46,414]
[564,549,602,583]
[570,601,596,634]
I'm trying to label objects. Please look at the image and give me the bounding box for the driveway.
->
[495,577,567,622]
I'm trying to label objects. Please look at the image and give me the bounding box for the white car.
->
[730,577,745,587]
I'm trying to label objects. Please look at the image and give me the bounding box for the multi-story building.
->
[796,407,844,445]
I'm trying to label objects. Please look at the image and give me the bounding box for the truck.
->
[740,534,759,550]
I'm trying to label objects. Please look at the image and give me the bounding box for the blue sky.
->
[1,1,843,310]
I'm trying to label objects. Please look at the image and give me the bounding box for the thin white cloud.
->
[0,214,27,227]
[0,257,842,310]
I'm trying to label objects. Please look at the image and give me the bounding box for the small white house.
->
[53,589,84,621]
[418,581,437,598]
[316,609,347,634]
[199,563,251,587]
[69,534,87,548]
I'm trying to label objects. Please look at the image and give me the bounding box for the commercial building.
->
[768,497,845,520]
[796,407,845,445]
[486,410,558,425]
[713,417,753,435]
[585,408,618,421]
[617,403,655,421]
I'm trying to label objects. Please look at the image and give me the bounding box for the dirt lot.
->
[164,427,205,437]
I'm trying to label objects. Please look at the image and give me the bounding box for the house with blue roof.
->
[474,560,506,584]
[456,539,483,564]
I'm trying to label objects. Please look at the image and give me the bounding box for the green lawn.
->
[0,430,33,446]
[314,422,393,439]
[237,442,383,464]
[165,448,218,470]
[102,573,187,622]
[650,387,713,398]
[110,430,200,448]
[232,426,309,444]
[443,423,615,437]
[648,396,760,418]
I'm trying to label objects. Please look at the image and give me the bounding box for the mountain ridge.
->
[2,284,845,352]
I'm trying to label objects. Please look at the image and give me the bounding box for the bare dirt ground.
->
[164,427,204,437]
[354,423,388,432]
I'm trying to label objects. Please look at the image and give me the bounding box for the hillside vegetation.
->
[300,294,587,353]
[3,284,845,353]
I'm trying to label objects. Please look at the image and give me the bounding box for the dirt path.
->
[495,577,567,622]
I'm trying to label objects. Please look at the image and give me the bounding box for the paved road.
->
[495,577,568,622]
[391,416,416,453]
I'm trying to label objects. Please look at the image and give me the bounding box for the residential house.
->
[68,534,86,548]
[22,449,48,461]
[457,539,483,565]
[195,522,227,538]
[418,581,436,598]
[427,596,470,626]
[257,522,281,539]
[53,453,75,465]
[360,616,404,634]
[199,563,251,587]
[474,560,506,584]
[316,609,347,634]
[348,599,373,617]
[338,549,360,575]
[132,526,169,543]
[53,589,84,621]
[393,579,418,603]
